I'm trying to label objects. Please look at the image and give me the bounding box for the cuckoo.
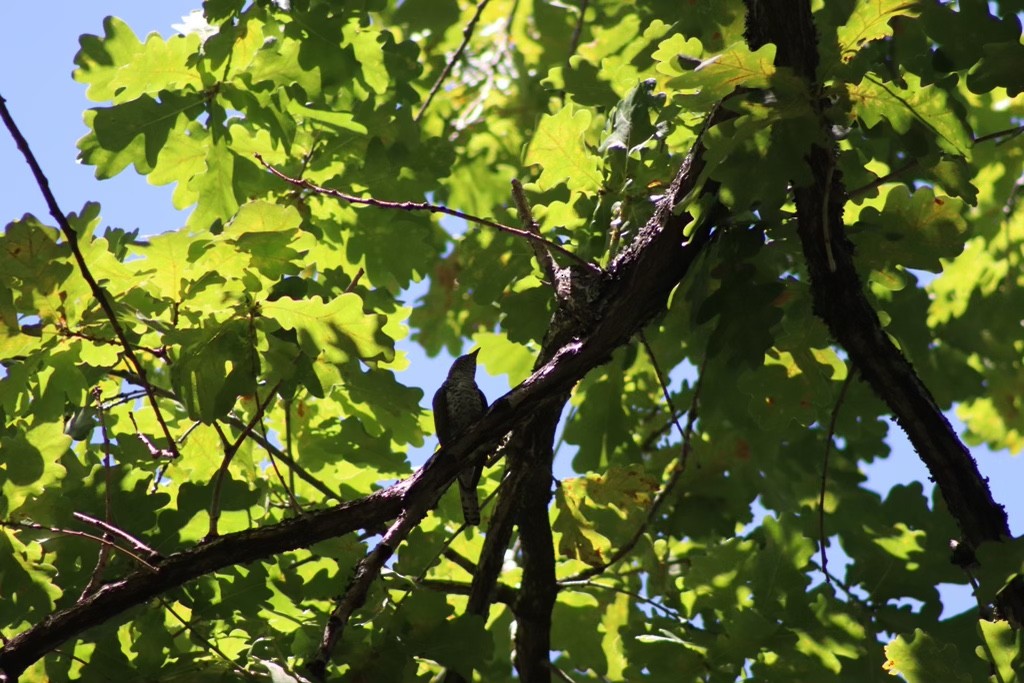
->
[432,349,488,525]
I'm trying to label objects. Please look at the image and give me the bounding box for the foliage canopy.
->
[2,0,1024,681]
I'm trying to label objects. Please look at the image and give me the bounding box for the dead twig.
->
[817,370,854,584]
[255,153,597,272]
[1,520,158,572]
[414,0,492,122]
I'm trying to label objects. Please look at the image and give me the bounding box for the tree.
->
[1,0,1023,680]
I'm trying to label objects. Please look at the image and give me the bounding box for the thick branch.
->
[1,108,726,682]
[453,109,728,679]
[511,414,559,683]
[742,0,1024,626]
[0,490,402,679]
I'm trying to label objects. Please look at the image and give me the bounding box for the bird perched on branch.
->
[432,348,488,525]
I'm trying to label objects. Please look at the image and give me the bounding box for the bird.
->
[432,348,488,525]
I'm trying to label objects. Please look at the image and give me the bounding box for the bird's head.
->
[448,348,480,379]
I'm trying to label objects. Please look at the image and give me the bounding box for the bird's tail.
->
[458,478,481,526]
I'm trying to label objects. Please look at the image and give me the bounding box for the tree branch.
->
[0,488,405,679]
[0,95,181,460]
[306,497,431,681]
[563,354,706,583]
[511,413,559,683]
[414,0,491,122]
[71,513,162,562]
[254,153,598,272]
[512,178,559,283]
[817,370,854,584]
[742,0,1024,626]
[208,382,281,538]
[409,577,518,607]
[0,521,158,574]
[0,105,729,682]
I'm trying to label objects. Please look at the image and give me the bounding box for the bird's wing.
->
[432,381,451,445]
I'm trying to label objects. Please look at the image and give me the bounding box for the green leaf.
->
[666,42,775,107]
[227,199,302,235]
[850,72,972,156]
[883,629,974,682]
[167,318,259,423]
[836,0,920,62]
[261,294,393,364]
[599,79,666,155]
[79,93,201,178]
[525,103,603,195]
[6,3,1024,679]
[474,331,535,385]
[0,422,70,513]
[74,17,148,102]
[850,185,969,272]
[972,537,1024,604]
[186,139,240,229]
[976,620,1023,683]
[553,481,614,567]
[968,40,1024,96]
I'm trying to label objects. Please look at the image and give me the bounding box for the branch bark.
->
[452,107,729,682]
[742,0,1024,627]
[511,414,559,682]
[0,105,728,683]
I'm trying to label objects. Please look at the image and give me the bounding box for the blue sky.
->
[2,2,1019,618]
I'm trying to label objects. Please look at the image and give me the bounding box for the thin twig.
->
[157,597,253,678]
[847,160,917,199]
[817,370,855,585]
[306,506,425,681]
[344,267,365,293]
[388,473,507,620]
[639,332,685,440]
[265,445,303,515]
[414,0,492,122]
[550,661,579,683]
[563,353,707,582]
[224,413,342,503]
[100,371,318,501]
[208,382,282,538]
[0,95,181,460]
[1,520,158,572]
[849,125,1023,200]
[60,326,167,359]
[255,153,597,271]
[126,411,174,460]
[72,512,162,561]
[511,178,558,282]
[973,124,1024,146]
[396,575,518,606]
[822,161,837,272]
[559,578,685,621]
[442,549,479,576]
[567,0,591,63]
[81,387,115,598]
[255,386,302,516]
[101,389,149,409]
